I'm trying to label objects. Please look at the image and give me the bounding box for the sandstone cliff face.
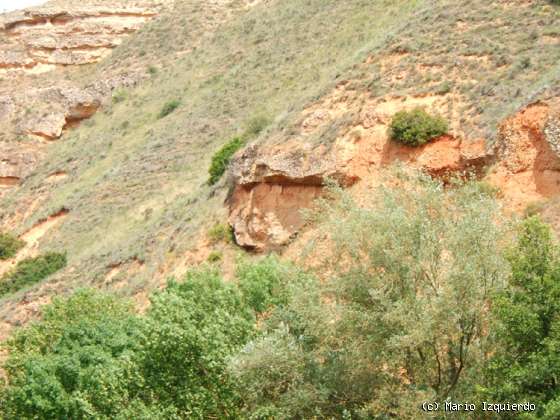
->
[0,1,160,198]
[487,100,560,213]
[0,3,158,75]
[229,88,560,252]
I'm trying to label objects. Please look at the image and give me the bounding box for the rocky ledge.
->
[0,3,158,75]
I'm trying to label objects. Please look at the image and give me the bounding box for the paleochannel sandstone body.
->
[0,3,158,74]
[229,95,560,252]
[0,1,160,196]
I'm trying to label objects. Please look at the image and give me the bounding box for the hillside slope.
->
[0,0,559,335]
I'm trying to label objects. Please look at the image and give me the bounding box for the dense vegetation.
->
[390,108,448,146]
[0,253,67,298]
[3,174,560,418]
[0,232,24,260]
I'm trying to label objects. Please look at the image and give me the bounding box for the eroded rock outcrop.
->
[229,141,355,251]
[229,90,490,252]
[0,141,41,196]
[0,3,158,75]
[487,100,560,212]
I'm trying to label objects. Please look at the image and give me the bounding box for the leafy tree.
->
[237,256,292,313]
[0,290,146,419]
[482,217,560,419]
[389,108,448,146]
[136,268,256,419]
[1,267,258,419]
[231,172,511,418]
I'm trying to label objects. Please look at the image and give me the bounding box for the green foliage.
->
[208,137,245,185]
[0,289,145,419]
[207,250,223,263]
[389,108,448,146]
[158,99,181,119]
[0,253,67,297]
[208,223,233,244]
[1,268,257,419]
[231,172,510,418]
[482,217,560,419]
[137,268,255,418]
[236,256,291,313]
[208,117,270,185]
[0,232,24,260]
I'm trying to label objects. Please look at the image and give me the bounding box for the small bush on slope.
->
[0,252,67,297]
[208,137,245,185]
[158,99,181,119]
[389,108,448,146]
[0,232,24,260]
[208,116,270,185]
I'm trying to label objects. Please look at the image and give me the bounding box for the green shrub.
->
[208,137,245,185]
[207,250,223,263]
[208,223,233,244]
[389,107,448,146]
[208,117,270,185]
[158,99,181,119]
[0,289,145,419]
[0,232,24,260]
[0,252,67,297]
[138,268,255,418]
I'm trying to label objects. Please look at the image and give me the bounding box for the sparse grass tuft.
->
[158,99,181,119]
[0,252,67,297]
[245,116,270,138]
[0,233,24,261]
[389,108,448,146]
[112,89,128,104]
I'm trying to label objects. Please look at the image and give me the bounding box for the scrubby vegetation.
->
[0,232,24,260]
[389,108,448,146]
[208,137,245,185]
[5,175,560,418]
[0,253,67,297]
[208,116,270,185]
[208,223,234,244]
[158,99,181,119]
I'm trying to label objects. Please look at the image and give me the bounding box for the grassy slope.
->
[0,0,425,314]
[1,0,559,319]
